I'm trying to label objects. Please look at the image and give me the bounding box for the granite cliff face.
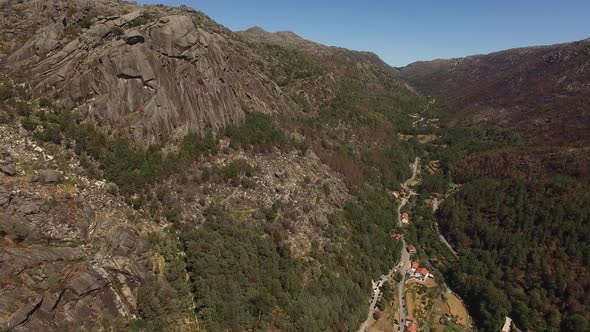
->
[0,0,294,146]
[0,1,509,331]
[1,2,402,330]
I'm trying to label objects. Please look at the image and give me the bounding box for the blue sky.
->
[136,0,590,67]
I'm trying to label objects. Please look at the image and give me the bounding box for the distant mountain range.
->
[399,39,590,147]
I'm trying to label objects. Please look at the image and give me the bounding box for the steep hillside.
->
[399,40,590,331]
[0,119,153,330]
[399,39,590,147]
[0,0,294,146]
[0,1,425,331]
[239,26,402,115]
[9,1,588,331]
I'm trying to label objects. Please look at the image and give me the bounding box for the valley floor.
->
[360,157,472,332]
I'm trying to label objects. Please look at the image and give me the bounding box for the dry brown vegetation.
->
[451,146,590,180]
[399,39,590,148]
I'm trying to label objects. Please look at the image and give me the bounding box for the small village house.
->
[409,261,430,281]
[401,212,410,224]
[414,267,430,281]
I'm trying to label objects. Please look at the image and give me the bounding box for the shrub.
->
[164,207,179,223]
[21,117,36,131]
[14,101,32,116]
[79,15,94,29]
[130,195,143,209]
[102,140,166,194]
[37,123,62,144]
[219,159,252,182]
[179,132,218,160]
[0,111,11,124]
[63,25,82,39]
[111,27,124,37]
[126,14,152,28]
[0,85,14,101]
[225,112,288,151]
[38,97,52,108]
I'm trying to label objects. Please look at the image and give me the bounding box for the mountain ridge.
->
[1,1,589,331]
[398,37,590,147]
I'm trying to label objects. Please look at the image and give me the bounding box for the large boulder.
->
[0,188,11,206]
[39,170,64,184]
[123,30,145,45]
[0,164,17,176]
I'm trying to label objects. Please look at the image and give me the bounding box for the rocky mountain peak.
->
[239,25,331,55]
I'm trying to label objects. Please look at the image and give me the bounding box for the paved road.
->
[396,239,410,329]
[358,158,419,332]
[402,157,420,191]
[398,158,419,228]
[395,158,420,329]
[358,259,404,332]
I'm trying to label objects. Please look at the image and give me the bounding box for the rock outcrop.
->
[38,170,64,184]
[0,125,153,331]
[0,0,294,146]
[0,164,17,176]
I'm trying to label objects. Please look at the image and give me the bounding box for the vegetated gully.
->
[358,157,419,332]
[432,197,458,258]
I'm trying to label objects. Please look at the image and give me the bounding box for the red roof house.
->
[407,321,418,332]
[407,245,417,254]
[415,267,430,280]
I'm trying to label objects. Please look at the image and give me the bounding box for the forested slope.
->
[439,177,590,331]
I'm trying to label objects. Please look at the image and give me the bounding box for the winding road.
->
[395,157,419,330]
[358,157,420,332]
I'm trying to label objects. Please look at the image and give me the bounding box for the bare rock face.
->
[0,125,153,331]
[0,0,294,146]
[0,164,17,176]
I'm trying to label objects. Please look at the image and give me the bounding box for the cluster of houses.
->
[387,189,408,199]
[406,245,431,281]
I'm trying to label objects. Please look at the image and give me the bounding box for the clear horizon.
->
[136,0,590,67]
